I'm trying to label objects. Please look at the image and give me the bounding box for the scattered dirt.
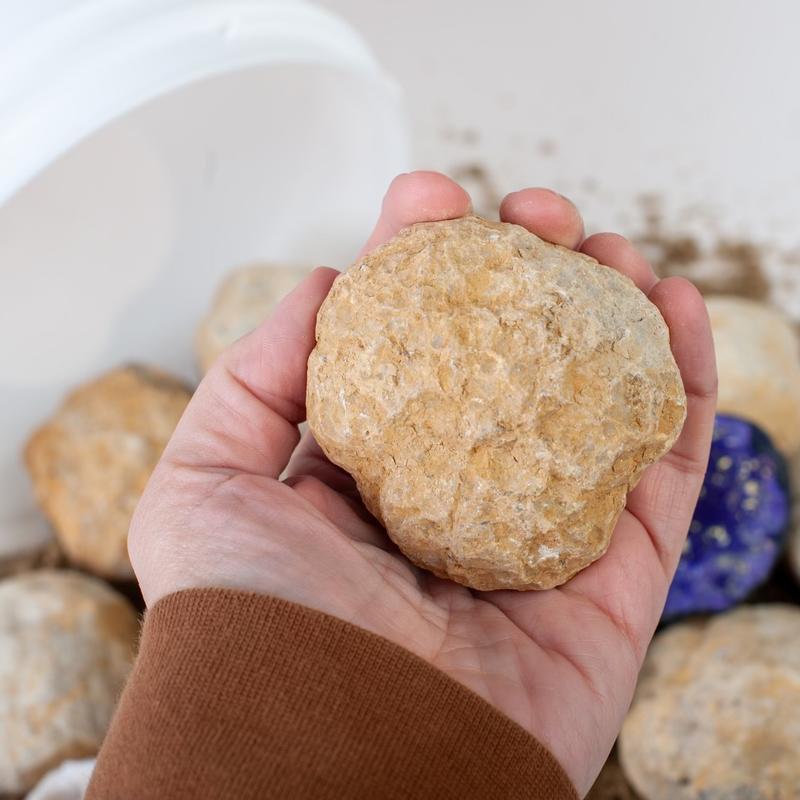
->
[449,162,502,218]
[582,177,600,194]
[632,194,771,301]
[440,162,793,314]
[538,138,558,157]
[440,127,480,146]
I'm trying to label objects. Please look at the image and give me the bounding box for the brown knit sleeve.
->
[87,589,577,800]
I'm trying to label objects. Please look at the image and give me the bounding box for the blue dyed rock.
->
[663,414,790,619]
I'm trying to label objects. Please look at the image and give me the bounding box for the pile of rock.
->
[620,605,800,799]
[0,572,138,796]
[591,291,800,798]
[0,361,188,797]
[4,244,800,800]
[0,263,306,799]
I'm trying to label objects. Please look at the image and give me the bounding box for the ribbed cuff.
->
[88,589,577,800]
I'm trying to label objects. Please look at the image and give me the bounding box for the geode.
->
[620,605,800,800]
[708,296,800,455]
[664,414,789,619]
[195,263,310,374]
[25,365,192,579]
[307,216,686,590]
[0,571,138,795]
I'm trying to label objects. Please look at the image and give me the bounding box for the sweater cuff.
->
[89,588,577,800]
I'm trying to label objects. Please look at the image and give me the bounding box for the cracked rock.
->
[307,216,686,590]
[707,296,800,456]
[25,366,192,579]
[619,605,800,800]
[195,263,311,373]
[0,571,138,795]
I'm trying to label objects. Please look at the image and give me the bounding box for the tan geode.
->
[307,216,686,590]
[25,365,192,579]
[195,263,311,374]
[708,296,800,455]
[619,605,800,800]
[0,571,138,795]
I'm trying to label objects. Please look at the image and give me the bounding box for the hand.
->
[130,172,717,796]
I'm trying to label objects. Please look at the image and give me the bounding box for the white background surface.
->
[4,0,800,556]
[321,0,800,311]
[1,49,407,550]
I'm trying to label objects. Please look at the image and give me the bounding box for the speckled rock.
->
[0,571,138,795]
[195,263,310,373]
[663,414,789,619]
[25,366,192,579]
[708,296,800,455]
[307,216,686,590]
[620,605,800,800]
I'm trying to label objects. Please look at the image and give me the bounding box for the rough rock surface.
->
[619,605,800,800]
[0,571,138,795]
[708,296,800,455]
[307,216,686,590]
[195,263,310,373]
[663,413,789,619]
[25,366,191,579]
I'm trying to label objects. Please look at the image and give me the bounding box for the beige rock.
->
[195,263,311,373]
[307,216,686,590]
[0,571,138,795]
[619,605,800,800]
[25,366,192,579]
[708,296,800,455]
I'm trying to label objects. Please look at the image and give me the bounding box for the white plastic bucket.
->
[0,0,410,556]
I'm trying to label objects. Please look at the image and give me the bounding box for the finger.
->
[163,267,339,478]
[489,278,717,669]
[648,277,718,466]
[285,172,469,481]
[359,171,472,256]
[499,188,584,249]
[627,276,718,571]
[285,430,360,498]
[581,232,658,294]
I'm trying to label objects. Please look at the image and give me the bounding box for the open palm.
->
[130,172,716,797]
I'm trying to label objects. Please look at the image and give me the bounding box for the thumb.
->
[164,267,338,478]
[163,171,472,480]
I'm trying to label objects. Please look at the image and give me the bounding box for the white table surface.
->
[321,0,800,317]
